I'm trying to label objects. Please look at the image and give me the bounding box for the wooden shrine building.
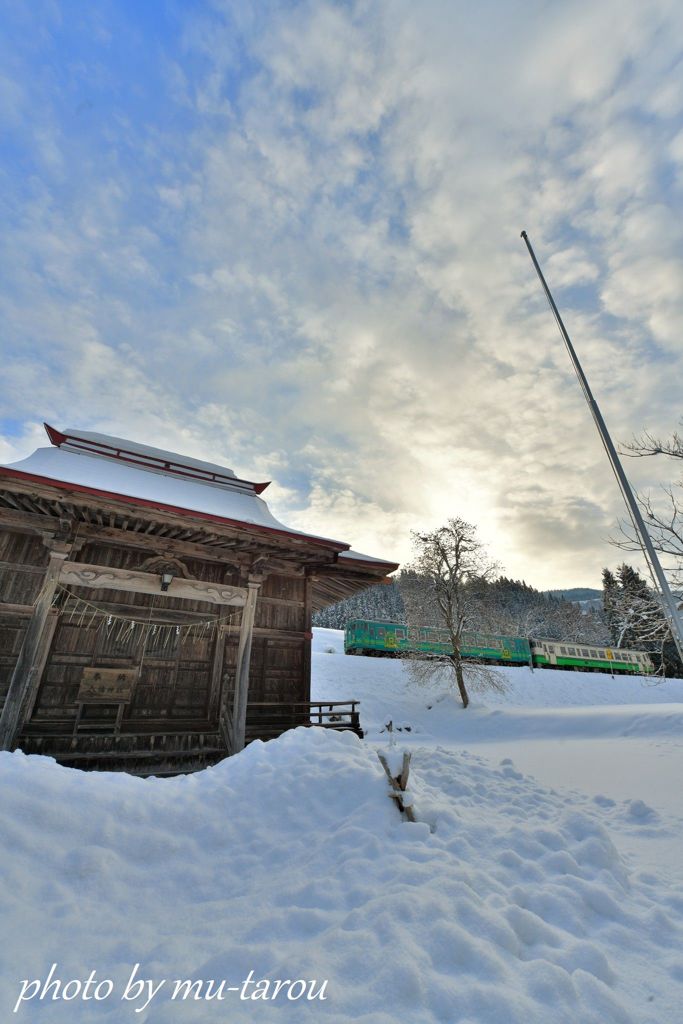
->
[0,425,398,774]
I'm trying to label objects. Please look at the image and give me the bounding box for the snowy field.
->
[312,629,683,868]
[0,630,682,1022]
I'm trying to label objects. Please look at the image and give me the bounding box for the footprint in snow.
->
[625,799,659,823]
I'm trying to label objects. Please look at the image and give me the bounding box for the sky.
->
[1,0,683,590]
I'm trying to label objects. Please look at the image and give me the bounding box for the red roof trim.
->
[44,423,67,447]
[0,467,351,553]
[43,423,270,495]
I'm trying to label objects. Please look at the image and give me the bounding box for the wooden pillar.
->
[230,580,260,754]
[302,573,314,702]
[0,538,71,751]
[19,608,60,725]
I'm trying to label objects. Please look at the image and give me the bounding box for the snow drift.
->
[2,721,682,1023]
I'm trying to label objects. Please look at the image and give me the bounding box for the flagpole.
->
[521,229,683,664]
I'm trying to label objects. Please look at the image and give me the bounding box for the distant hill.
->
[544,588,603,609]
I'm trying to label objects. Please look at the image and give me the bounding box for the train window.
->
[581,649,589,657]
[560,646,567,654]
[395,628,405,639]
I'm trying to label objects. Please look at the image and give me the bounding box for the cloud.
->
[2,0,683,589]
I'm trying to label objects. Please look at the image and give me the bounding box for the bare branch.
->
[620,420,683,460]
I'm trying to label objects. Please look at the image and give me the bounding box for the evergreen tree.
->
[600,562,683,675]
[602,568,619,645]
[312,581,405,629]
[615,564,655,650]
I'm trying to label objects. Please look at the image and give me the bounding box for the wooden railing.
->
[246,701,362,740]
[19,702,364,766]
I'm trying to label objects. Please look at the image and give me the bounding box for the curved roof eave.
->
[0,465,351,553]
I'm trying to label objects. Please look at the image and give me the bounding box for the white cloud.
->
[2,0,683,589]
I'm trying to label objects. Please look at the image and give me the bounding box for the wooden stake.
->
[377,750,416,822]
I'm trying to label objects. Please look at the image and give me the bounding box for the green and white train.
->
[343,619,655,675]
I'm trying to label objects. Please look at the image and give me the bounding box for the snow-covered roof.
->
[0,425,397,570]
[339,549,398,568]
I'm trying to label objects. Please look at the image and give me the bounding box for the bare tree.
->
[400,518,503,708]
[616,419,683,591]
[471,578,609,645]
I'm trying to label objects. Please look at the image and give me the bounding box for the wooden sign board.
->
[78,668,137,702]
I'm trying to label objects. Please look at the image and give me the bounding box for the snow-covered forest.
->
[315,563,683,675]
[314,573,607,641]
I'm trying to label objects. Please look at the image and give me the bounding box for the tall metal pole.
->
[521,229,683,663]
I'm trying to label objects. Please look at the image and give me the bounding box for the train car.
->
[529,639,654,674]
[343,619,655,676]
[343,619,532,664]
[344,619,425,656]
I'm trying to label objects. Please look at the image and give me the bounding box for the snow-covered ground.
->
[0,629,682,1023]
[313,629,683,877]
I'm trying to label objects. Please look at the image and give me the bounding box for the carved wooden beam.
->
[59,561,247,607]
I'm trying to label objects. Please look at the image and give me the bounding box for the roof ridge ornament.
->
[43,423,271,494]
